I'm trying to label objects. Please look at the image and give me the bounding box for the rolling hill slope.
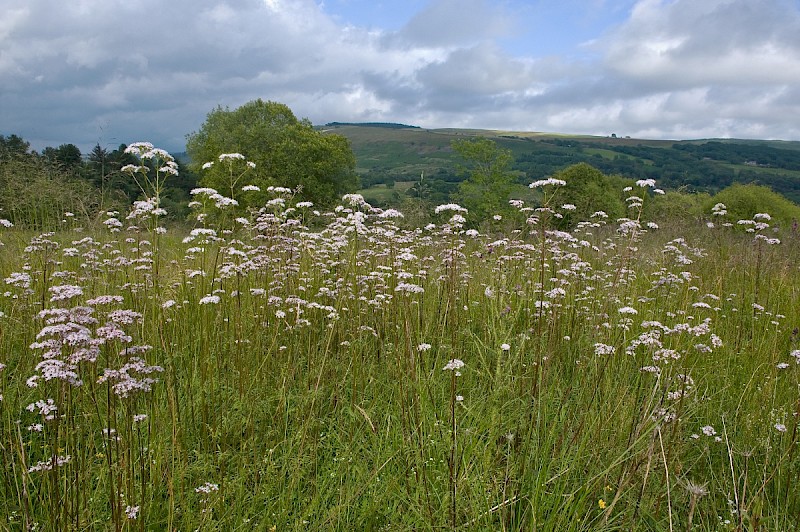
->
[320,123,800,206]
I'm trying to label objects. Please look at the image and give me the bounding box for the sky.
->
[2,0,800,153]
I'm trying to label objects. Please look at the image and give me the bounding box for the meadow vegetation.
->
[1,142,799,531]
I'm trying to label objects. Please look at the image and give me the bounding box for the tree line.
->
[3,99,800,230]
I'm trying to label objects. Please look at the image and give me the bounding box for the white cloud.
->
[390,0,514,48]
[603,0,800,86]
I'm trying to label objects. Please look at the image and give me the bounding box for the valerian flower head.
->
[434,203,467,214]
[218,153,245,161]
[443,359,465,372]
[529,178,566,188]
[199,295,221,305]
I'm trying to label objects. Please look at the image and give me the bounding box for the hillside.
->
[319,123,800,206]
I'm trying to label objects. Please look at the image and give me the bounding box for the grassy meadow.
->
[1,151,800,531]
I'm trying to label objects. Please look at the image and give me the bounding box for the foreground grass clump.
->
[1,159,799,531]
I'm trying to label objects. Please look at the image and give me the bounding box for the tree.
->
[0,134,31,158]
[185,99,358,207]
[42,144,82,170]
[706,183,800,227]
[549,163,627,228]
[452,137,516,224]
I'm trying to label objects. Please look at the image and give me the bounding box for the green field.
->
[2,174,800,529]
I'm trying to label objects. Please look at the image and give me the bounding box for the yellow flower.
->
[598,499,607,509]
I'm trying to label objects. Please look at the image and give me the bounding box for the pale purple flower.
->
[594,343,615,355]
[195,482,220,494]
[49,284,83,302]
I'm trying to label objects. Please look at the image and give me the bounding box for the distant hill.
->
[323,122,420,129]
[317,124,800,206]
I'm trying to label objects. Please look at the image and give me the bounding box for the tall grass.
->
[0,154,799,531]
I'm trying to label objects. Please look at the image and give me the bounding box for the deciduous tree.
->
[452,137,516,224]
[186,99,357,207]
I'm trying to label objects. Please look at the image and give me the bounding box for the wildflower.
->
[443,359,465,373]
[342,193,367,206]
[598,499,606,509]
[199,295,220,305]
[28,454,71,473]
[636,179,656,188]
[395,283,424,294]
[195,482,220,494]
[775,423,787,433]
[107,309,143,325]
[125,505,140,519]
[500,343,510,351]
[191,187,219,196]
[379,208,404,219]
[417,343,432,352]
[594,343,615,355]
[87,295,124,306]
[618,306,638,315]
[241,184,260,192]
[49,284,83,302]
[434,203,468,214]
[219,153,245,161]
[529,178,566,188]
[701,425,716,436]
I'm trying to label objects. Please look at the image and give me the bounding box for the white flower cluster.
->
[529,178,566,188]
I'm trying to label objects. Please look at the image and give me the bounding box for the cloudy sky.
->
[2,0,800,152]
